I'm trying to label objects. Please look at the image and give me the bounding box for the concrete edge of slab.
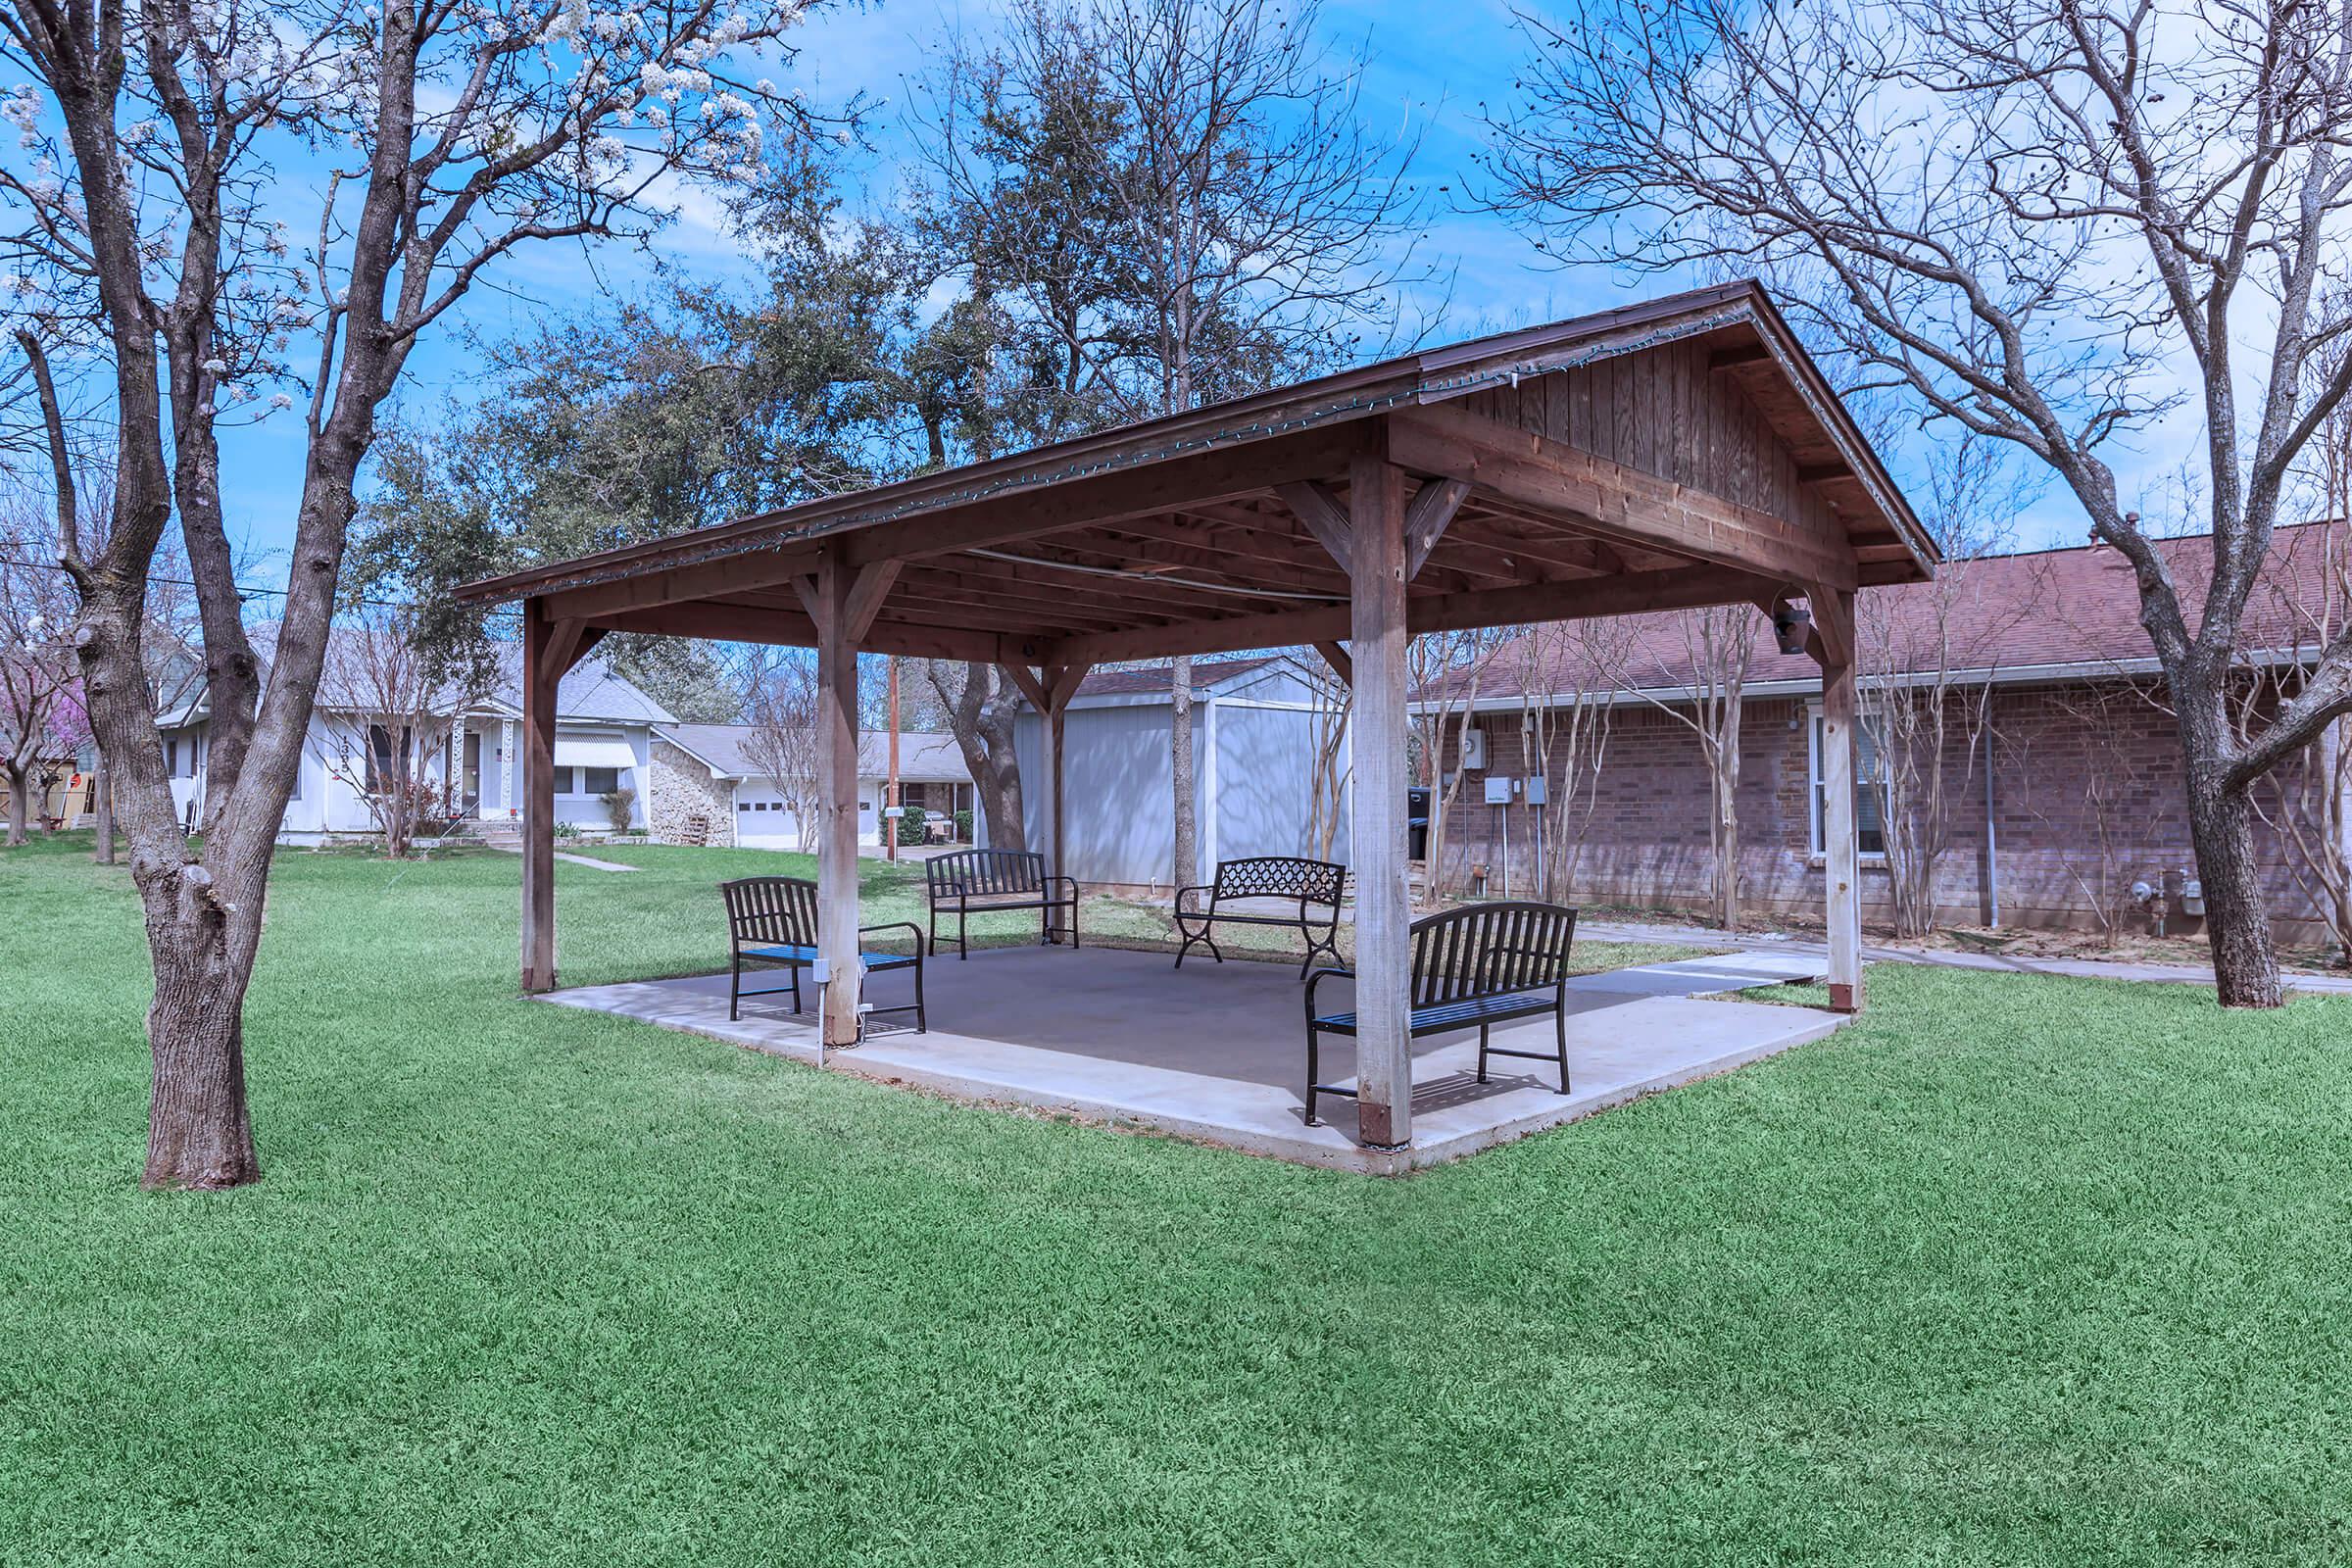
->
[537,989,1854,1177]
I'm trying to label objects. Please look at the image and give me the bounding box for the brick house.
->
[1420,524,2344,941]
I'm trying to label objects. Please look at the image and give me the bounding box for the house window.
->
[1808,709,1886,858]
[557,765,623,797]
[164,737,177,775]
[365,724,412,794]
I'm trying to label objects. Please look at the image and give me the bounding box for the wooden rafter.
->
[1275,480,1353,571]
[1402,477,1470,580]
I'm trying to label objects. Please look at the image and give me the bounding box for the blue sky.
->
[215,0,2104,580]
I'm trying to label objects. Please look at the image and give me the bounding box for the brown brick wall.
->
[1435,680,2324,939]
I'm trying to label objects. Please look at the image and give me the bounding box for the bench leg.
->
[1477,1022,1491,1084]
[1555,999,1571,1095]
[790,963,803,1015]
[730,951,743,1023]
[914,953,927,1034]
[1174,916,1217,969]
[1304,1026,1320,1127]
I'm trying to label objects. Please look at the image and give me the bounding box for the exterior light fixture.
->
[1771,602,1812,656]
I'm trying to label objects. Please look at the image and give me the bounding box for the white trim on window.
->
[1805,702,1890,865]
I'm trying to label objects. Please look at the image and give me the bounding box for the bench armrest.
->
[1302,965,1354,1019]
[1173,882,1215,914]
[858,920,924,953]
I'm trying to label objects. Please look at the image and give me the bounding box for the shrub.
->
[895,805,928,847]
[600,787,636,835]
[953,808,973,842]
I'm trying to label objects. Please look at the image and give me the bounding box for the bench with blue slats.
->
[723,876,926,1031]
[1303,901,1578,1129]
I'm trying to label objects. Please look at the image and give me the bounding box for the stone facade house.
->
[654,723,975,851]
[1420,525,2345,941]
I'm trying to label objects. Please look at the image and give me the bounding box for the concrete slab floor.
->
[540,944,1850,1175]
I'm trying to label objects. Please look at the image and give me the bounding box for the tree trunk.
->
[2189,763,2285,1007]
[1717,771,1740,932]
[1171,655,1197,892]
[935,662,1025,851]
[139,883,263,1189]
[5,761,27,847]
[94,752,115,863]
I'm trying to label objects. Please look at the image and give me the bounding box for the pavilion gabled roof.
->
[456,281,1934,666]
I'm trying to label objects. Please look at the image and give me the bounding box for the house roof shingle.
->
[163,625,678,728]
[1433,524,2341,703]
[1068,656,1288,700]
[657,723,971,783]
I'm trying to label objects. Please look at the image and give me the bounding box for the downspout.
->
[1983,714,2000,929]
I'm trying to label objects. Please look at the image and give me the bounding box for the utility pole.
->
[885,657,901,863]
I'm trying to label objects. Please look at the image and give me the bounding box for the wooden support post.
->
[1347,455,1413,1149]
[520,600,560,993]
[1313,640,1352,686]
[814,547,864,1047]
[1001,661,1091,901]
[1815,587,1865,1013]
[1046,663,1089,901]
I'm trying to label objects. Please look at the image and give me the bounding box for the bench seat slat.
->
[1311,990,1561,1035]
[741,944,920,972]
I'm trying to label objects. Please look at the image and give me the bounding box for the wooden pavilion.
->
[457,281,1936,1152]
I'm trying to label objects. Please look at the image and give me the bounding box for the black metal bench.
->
[924,849,1079,959]
[1174,856,1347,977]
[1302,901,1579,1127]
[723,876,926,1031]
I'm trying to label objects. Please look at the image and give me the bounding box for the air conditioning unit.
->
[1460,726,1488,770]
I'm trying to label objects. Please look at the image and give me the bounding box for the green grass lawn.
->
[4,832,2349,1566]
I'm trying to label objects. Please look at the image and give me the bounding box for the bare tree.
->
[1514,618,1632,906]
[313,612,479,860]
[1622,606,1755,931]
[1495,0,2352,1005]
[922,660,1025,851]
[743,653,824,857]
[1408,627,1497,906]
[0,488,77,844]
[0,0,828,1187]
[1490,0,2352,1004]
[1858,435,2040,937]
[2252,402,2352,960]
[1296,653,1350,861]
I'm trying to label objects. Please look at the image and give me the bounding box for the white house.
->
[652,723,975,851]
[160,635,675,844]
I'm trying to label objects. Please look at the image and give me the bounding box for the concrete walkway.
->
[491,844,638,872]
[1583,916,2352,996]
[542,944,1847,1174]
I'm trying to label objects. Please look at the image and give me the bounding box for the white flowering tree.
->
[0,0,829,1189]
